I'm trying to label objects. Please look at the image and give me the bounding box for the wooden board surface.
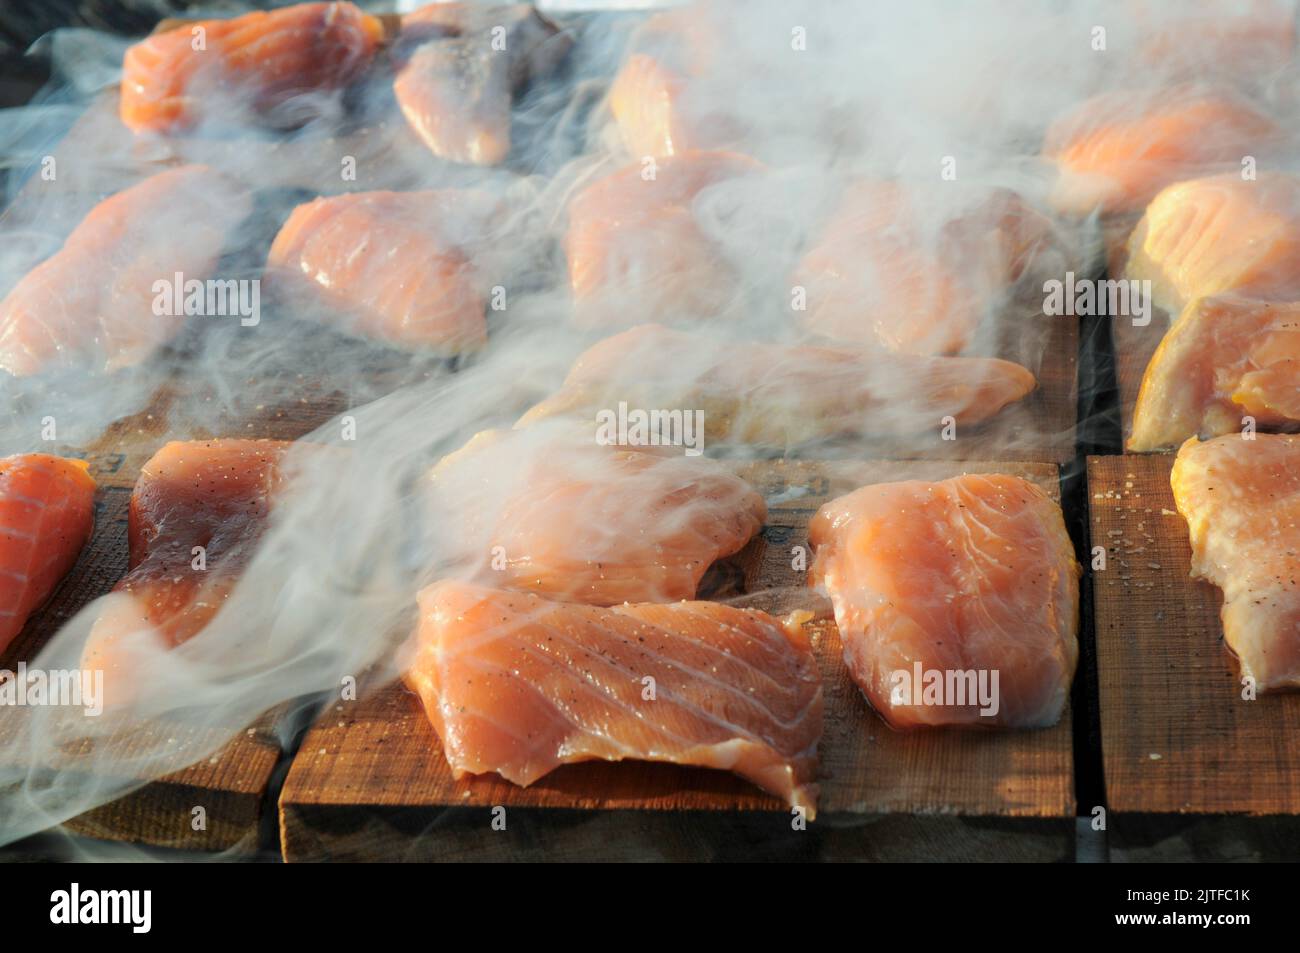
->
[1086,454,1300,860]
[280,458,1076,862]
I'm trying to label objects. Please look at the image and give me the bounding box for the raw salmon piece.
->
[0,455,95,656]
[120,2,384,133]
[394,4,570,165]
[608,5,712,156]
[1044,87,1278,216]
[1172,433,1300,691]
[80,440,290,701]
[609,52,691,158]
[265,190,502,354]
[406,580,823,813]
[517,323,1037,448]
[427,422,765,605]
[565,150,762,327]
[793,181,1056,355]
[809,474,1080,729]
[1129,295,1300,451]
[1124,172,1300,318]
[0,165,251,377]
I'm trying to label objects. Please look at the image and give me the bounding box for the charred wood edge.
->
[1067,253,1120,860]
[1109,812,1300,862]
[279,804,1076,863]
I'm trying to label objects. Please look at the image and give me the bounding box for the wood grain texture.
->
[280,459,1076,862]
[1086,454,1300,860]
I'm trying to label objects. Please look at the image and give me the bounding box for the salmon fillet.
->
[809,474,1079,729]
[406,580,823,814]
[1129,295,1300,451]
[1172,434,1300,691]
[80,440,290,700]
[427,423,765,605]
[516,323,1037,448]
[394,4,569,165]
[0,165,251,377]
[265,190,502,354]
[793,181,1056,355]
[565,150,762,327]
[607,8,701,158]
[1124,172,1300,318]
[0,455,95,656]
[120,1,383,133]
[1044,86,1277,217]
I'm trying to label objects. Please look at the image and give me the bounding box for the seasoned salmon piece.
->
[1044,87,1278,216]
[427,422,765,605]
[793,181,1056,355]
[394,4,570,165]
[0,165,251,377]
[809,474,1080,729]
[1172,434,1300,691]
[0,455,95,656]
[265,190,503,354]
[119,1,384,133]
[1129,295,1300,451]
[1124,172,1300,318]
[516,324,1037,448]
[80,441,290,701]
[406,580,823,814]
[564,150,762,327]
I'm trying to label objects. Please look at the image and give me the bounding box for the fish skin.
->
[1044,86,1278,217]
[0,455,96,656]
[0,165,251,377]
[427,424,766,605]
[265,189,502,354]
[394,4,570,165]
[1129,295,1300,451]
[1124,172,1300,319]
[406,580,823,814]
[564,150,763,328]
[80,440,291,704]
[809,474,1079,729]
[1172,434,1300,692]
[516,323,1037,448]
[793,182,1056,355]
[120,1,384,133]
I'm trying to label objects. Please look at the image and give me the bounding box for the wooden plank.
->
[280,458,1075,861]
[0,401,287,852]
[1086,454,1300,860]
